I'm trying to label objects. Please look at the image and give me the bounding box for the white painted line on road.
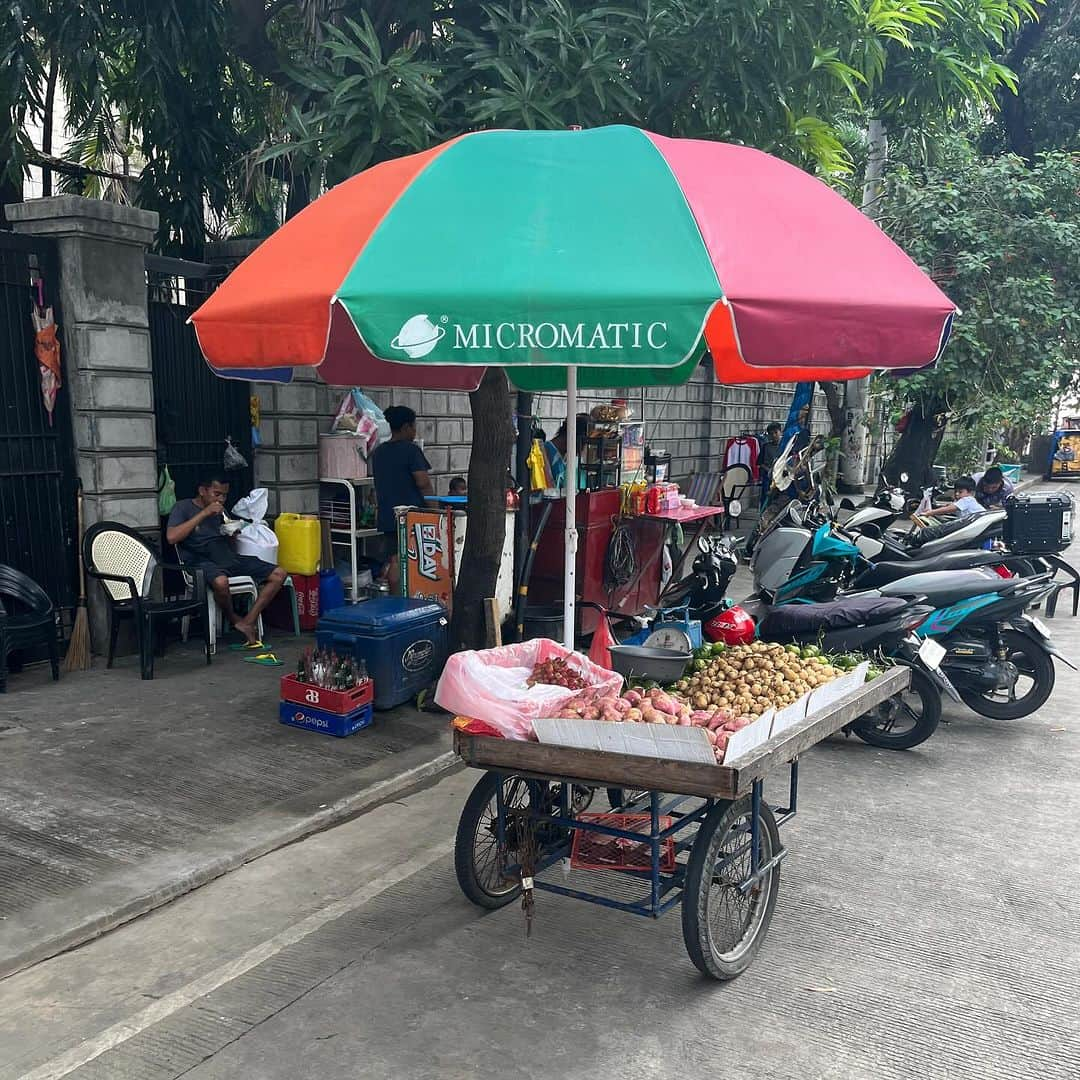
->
[19,837,455,1080]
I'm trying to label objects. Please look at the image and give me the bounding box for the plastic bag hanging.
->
[223,436,248,470]
[587,611,615,671]
[157,465,177,516]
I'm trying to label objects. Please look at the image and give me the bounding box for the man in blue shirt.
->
[370,405,434,590]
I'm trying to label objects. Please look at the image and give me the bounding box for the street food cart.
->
[453,666,910,979]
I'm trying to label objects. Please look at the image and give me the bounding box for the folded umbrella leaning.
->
[190,124,957,647]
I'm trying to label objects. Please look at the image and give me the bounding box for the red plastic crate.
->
[570,812,676,873]
[280,672,373,715]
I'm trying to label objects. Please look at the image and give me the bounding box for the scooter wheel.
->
[957,629,1054,720]
[852,666,940,750]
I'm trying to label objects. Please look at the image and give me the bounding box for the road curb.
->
[0,749,461,981]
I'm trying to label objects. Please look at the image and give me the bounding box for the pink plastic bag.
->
[435,638,624,740]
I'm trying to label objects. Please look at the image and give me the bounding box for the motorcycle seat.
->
[758,596,909,641]
[875,569,1013,605]
[906,510,1002,549]
[856,550,1001,588]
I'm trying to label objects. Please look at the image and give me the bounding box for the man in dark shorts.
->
[166,473,286,645]
[370,405,434,591]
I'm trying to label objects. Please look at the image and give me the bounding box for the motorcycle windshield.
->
[811,522,861,561]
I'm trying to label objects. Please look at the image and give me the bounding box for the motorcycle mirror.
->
[697,534,711,554]
[727,498,743,519]
[900,471,910,483]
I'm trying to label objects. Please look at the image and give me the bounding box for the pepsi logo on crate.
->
[279,700,374,738]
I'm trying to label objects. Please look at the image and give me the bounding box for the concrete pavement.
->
[3,532,1079,1078]
[0,633,455,979]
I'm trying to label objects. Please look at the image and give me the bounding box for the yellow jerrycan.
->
[274,513,321,575]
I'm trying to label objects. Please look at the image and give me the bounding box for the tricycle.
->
[453,666,909,979]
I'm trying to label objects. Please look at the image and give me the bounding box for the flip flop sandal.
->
[242,652,283,667]
[229,639,267,651]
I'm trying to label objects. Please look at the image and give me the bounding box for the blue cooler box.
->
[316,598,449,709]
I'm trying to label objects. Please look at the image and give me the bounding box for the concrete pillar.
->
[7,196,159,648]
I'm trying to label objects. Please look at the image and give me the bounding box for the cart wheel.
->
[455,771,532,909]
[681,796,781,980]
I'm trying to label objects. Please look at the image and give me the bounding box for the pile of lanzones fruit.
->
[670,641,865,720]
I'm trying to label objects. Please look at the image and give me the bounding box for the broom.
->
[63,485,91,672]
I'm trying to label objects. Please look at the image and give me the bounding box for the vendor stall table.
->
[453,665,909,980]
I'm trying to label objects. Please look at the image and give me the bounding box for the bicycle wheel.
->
[681,796,781,980]
[454,771,532,909]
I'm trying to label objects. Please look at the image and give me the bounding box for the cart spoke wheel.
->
[682,797,781,980]
[455,772,531,909]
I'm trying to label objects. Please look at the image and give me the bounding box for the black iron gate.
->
[147,255,253,505]
[0,232,77,614]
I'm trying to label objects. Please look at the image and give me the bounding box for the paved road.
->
[4,487,1080,1080]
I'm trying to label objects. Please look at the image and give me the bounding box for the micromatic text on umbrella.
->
[391,314,670,359]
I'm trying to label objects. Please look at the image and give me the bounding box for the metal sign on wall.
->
[397,506,455,612]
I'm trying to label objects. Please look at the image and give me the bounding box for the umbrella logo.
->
[391,314,445,358]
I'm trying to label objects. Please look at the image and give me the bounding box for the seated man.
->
[166,473,286,645]
[447,475,467,496]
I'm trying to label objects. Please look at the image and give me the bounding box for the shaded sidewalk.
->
[0,636,455,979]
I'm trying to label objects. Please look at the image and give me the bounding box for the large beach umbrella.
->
[192,125,956,647]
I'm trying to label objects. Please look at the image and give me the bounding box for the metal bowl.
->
[608,645,691,683]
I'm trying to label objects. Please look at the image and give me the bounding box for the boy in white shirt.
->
[920,476,984,520]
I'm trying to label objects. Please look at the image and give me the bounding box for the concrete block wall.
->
[337,363,830,497]
[251,373,337,515]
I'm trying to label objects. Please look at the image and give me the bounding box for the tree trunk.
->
[286,167,311,220]
[41,45,59,197]
[882,402,947,494]
[0,173,22,229]
[837,116,888,493]
[819,379,845,486]
[451,368,515,652]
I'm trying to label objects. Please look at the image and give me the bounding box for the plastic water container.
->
[275,513,321,574]
[319,568,345,614]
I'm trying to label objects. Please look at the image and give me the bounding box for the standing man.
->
[166,474,286,645]
[757,422,784,505]
[370,405,434,591]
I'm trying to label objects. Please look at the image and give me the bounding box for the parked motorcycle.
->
[750,509,1067,720]
[757,595,945,750]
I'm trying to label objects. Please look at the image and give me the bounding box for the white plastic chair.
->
[181,570,265,655]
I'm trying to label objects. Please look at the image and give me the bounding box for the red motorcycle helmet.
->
[704,604,756,645]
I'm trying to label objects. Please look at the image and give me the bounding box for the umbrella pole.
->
[563,367,578,650]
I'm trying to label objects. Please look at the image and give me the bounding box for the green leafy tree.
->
[877,138,1080,485]
[984,0,1080,160]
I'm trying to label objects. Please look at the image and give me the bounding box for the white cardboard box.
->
[532,717,716,764]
